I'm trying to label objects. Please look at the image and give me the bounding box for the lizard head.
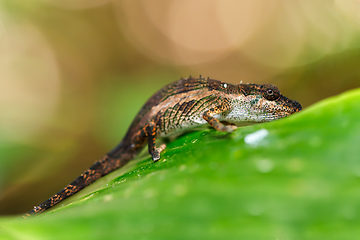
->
[229,83,302,122]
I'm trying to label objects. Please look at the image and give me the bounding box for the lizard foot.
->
[220,125,237,133]
[152,144,166,162]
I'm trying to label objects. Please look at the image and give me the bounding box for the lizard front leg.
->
[203,103,237,132]
[146,122,166,161]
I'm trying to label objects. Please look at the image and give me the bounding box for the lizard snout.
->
[292,100,302,112]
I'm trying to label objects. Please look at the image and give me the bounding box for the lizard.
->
[23,76,302,218]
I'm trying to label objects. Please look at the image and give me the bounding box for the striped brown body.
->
[24,76,301,217]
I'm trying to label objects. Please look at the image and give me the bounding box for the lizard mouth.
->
[262,99,302,121]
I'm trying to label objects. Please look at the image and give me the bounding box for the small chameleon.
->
[24,76,302,217]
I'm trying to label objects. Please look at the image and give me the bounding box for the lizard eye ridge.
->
[261,85,280,101]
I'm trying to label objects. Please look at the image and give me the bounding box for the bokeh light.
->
[0,14,60,143]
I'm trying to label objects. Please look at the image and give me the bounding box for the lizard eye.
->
[262,85,280,101]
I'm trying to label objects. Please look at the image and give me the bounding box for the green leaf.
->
[1,88,360,240]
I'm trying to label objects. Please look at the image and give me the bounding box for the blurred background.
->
[0,0,359,215]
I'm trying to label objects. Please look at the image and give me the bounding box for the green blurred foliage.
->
[0,87,359,239]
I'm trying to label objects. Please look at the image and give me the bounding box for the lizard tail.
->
[24,144,136,218]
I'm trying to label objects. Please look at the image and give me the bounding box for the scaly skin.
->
[24,76,302,218]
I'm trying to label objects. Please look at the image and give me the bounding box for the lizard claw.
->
[152,152,160,162]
